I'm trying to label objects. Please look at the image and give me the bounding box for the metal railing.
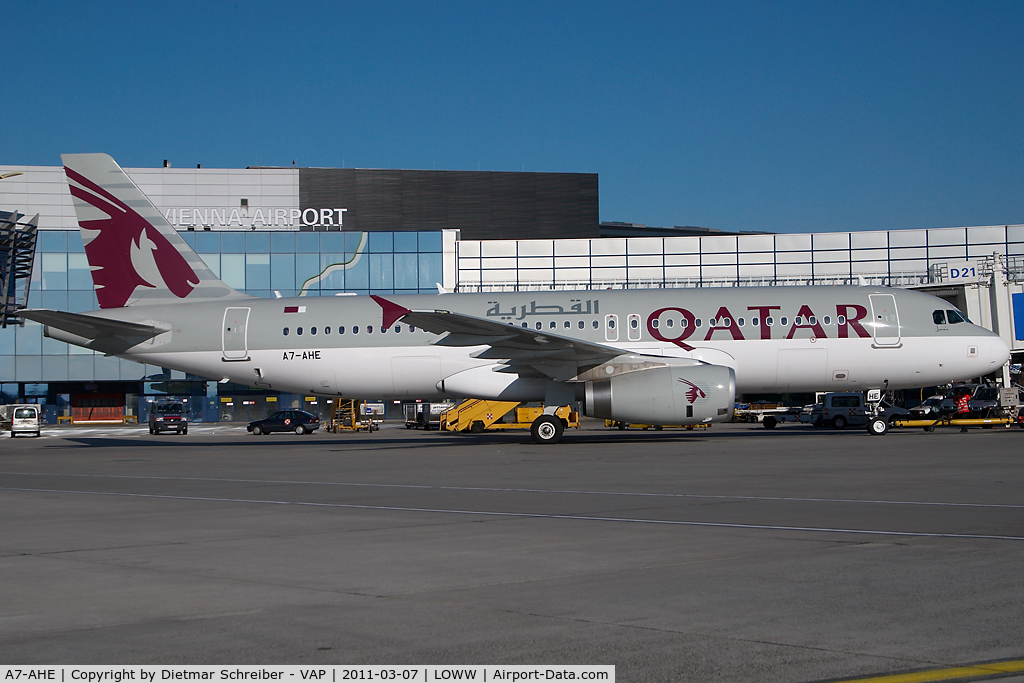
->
[455,270,935,293]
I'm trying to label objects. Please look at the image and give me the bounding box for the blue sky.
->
[5,1,1023,233]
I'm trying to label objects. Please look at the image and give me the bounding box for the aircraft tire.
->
[531,415,564,445]
[868,418,888,436]
[831,415,847,430]
[252,425,263,436]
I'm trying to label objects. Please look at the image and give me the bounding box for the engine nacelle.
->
[584,364,735,425]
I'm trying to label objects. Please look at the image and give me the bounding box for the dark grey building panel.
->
[299,169,599,240]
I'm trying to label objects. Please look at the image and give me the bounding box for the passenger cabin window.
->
[933,310,946,325]
[297,327,303,335]
[283,327,289,336]
[578,321,584,329]
[339,326,345,334]
[325,326,331,334]
[947,310,966,324]
[311,326,317,335]
[353,326,359,334]
[823,316,831,325]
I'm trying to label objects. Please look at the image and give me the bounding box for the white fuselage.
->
[77,285,1010,401]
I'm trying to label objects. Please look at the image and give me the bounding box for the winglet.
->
[371,295,412,328]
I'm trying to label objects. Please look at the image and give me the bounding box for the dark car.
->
[248,410,320,435]
[875,398,912,423]
[149,401,188,435]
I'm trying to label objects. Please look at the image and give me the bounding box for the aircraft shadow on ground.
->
[50,425,876,449]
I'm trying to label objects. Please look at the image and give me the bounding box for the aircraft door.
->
[868,294,900,346]
[222,307,251,361]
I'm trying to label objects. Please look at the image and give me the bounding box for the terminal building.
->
[2,160,1023,423]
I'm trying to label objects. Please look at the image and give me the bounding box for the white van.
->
[9,405,41,437]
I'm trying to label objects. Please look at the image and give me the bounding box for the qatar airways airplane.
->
[21,154,1010,443]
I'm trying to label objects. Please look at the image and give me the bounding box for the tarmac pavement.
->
[2,419,1023,682]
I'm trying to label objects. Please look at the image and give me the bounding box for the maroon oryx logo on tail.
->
[65,166,199,309]
[677,378,706,404]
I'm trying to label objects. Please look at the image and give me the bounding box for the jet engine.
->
[584,364,735,425]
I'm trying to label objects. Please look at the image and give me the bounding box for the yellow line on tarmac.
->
[833,659,1024,682]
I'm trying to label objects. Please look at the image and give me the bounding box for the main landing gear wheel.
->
[867,418,888,435]
[530,415,564,445]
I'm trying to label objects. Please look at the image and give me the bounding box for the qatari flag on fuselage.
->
[284,306,306,314]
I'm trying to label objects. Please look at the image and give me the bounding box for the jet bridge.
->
[0,210,38,328]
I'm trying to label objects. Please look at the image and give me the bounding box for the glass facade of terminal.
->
[0,230,444,420]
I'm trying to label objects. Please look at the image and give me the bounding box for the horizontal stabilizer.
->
[20,309,167,341]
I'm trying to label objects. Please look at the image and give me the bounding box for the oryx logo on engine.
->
[678,378,707,404]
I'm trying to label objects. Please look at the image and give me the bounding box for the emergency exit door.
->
[222,307,251,360]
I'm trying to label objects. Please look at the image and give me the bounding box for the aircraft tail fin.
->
[61,153,249,309]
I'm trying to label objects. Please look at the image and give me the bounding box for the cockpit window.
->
[947,309,966,324]
[933,310,946,325]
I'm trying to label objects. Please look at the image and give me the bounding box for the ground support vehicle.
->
[7,404,41,437]
[247,410,320,435]
[328,399,379,433]
[149,400,188,435]
[441,400,579,441]
[868,386,1019,435]
[405,402,455,430]
[733,403,800,429]
[605,420,710,431]
[867,414,1016,435]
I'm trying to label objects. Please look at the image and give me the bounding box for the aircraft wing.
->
[19,309,167,341]
[372,295,634,380]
